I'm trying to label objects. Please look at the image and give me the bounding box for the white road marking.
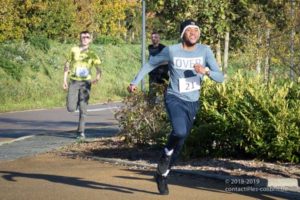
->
[0,135,35,147]
[1,101,122,114]
[75,106,120,112]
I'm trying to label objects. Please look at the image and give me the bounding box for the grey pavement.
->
[0,102,121,161]
[0,102,299,199]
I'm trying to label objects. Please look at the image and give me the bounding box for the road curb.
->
[87,156,300,199]
[0,135,35,147]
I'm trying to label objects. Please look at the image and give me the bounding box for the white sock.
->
[164,148,173,156]
[162,170,170,177]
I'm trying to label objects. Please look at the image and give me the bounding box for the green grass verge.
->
[0,41,144,112]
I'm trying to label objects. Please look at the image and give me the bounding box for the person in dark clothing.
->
[148,32,169,104]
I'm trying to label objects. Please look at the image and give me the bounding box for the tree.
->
[43,0,78,40]
[91,0,128,36]
[0,0,25,41]
[123,1,142,42]
[146,0,233,74]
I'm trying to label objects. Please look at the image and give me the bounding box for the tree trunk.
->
[216,39,222,67]
[256,31,262,74]
[131,31,135,42]
[223,32,229,77]
[264,28,271,83]
[289,0,295,81]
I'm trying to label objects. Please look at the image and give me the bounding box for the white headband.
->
[180,25,200,38]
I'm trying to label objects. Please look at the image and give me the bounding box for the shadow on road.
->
[78,144,299,180]
[1,169,297,199]
[118,169,300,200]
[0,170,158,195]
[62,142,300,199]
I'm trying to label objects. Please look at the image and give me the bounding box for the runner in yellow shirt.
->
[63,31,101,139]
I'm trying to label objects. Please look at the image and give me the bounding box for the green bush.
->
[27,35,50,53]
[94,35,125,45]
[0,41,30,80]
[116,72,300,163]
[115,84,170,146]
[185,72,300,163]
[0,58,23,81]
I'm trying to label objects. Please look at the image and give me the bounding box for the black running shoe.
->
[157,153,171,175]
[154,173,169,195]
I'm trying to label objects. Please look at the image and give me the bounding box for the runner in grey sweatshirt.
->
[128,19,224,195]
[131,43,223,101]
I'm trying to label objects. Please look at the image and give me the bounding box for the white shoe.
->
[80,132,86,139]
[76,132,86,140]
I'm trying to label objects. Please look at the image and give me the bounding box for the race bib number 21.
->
[179,76,201,93]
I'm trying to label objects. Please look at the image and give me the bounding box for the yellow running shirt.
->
[68,46,101,81]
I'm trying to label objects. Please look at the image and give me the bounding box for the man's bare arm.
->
[63,62,70,90]
[92,65,101,84]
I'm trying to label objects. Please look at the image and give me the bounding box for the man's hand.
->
[63,62,69,90]
[194,63,207,74]
[92,67,101,84]
[127,84,137,93]
[92,78,100,84]
[63,81,68,90]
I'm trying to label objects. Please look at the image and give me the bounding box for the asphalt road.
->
[0,103,297,199]
[0,103,121,161]
[0,153,289,200]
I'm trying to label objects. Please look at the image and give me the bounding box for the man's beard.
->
[183,37,199,47]
[184,39,198,47]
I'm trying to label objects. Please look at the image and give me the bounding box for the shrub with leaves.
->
[185,72,300,163]
[115,72,299,163]
[27,35,50,53]
[94,35,125,45]
[0,41,30,80]
[115,84,170,146]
